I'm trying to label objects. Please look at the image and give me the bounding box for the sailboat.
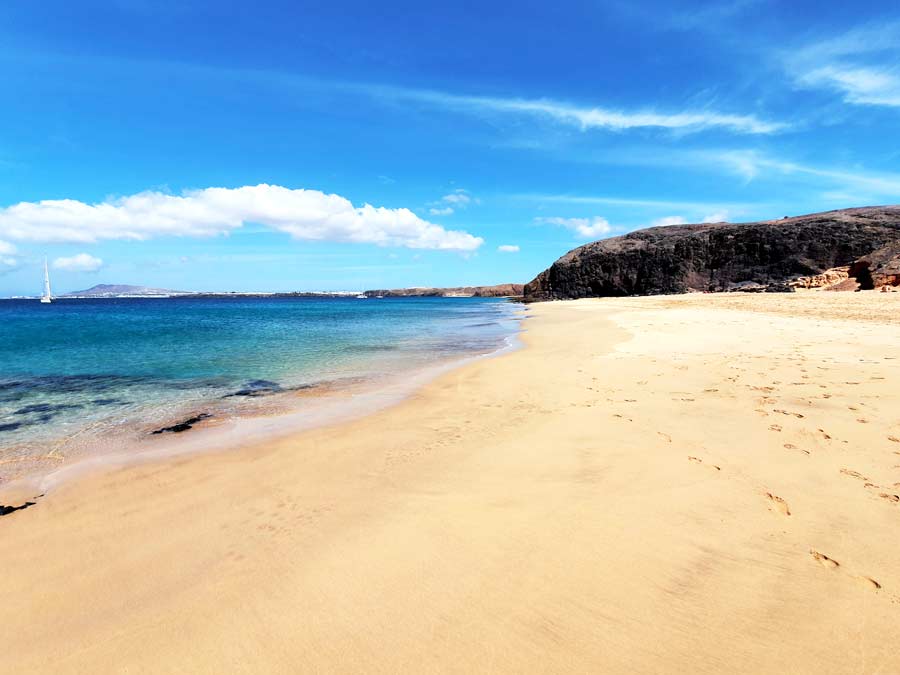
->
[40,258,52,303]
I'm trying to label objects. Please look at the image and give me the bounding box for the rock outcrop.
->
[524,207,900,301]
[858,242,900,288]
[364,284,524,298]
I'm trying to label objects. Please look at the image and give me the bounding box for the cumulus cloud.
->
[0,184,483,252]
[53,253,104,272]
[537,216,613,239]
[651,215,687,227]
[375,86,785,135]
[497,244,520,253]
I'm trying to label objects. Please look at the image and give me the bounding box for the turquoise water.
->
[0,296,521,467]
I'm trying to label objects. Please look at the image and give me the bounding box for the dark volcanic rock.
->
[524,207,900,301]
[151,413,212,435]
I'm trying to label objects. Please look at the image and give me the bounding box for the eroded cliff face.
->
[524,207,900,301]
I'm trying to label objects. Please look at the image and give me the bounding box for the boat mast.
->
[42,258,52,302]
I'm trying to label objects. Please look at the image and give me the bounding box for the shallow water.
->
[0,296,522,479]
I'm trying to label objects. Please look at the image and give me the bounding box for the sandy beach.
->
[2,292,900,674]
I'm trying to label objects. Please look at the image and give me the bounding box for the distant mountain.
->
[63,284,192,298]
[363,284,524,298]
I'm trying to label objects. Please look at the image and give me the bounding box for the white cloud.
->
[710,149,900,198]
[53,253,104,272]
[537,216,613,239]
[0,240,18,271]
[442,190,472,206]
[429,206,454,216]
[377,86,785,135]
[798,65,900,107]
[788,23,900,107]
[702,211,730,223]
[0,184,483,252]
[651,215,687,227]
[497,244,520,253]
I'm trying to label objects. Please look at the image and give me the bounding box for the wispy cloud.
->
[368,85,786,135]
[702,211,731,223]
[536,216,613,239]
[427,189,476,217]
[787,22,900,107]
[0,184,484,251]
[708,149,900,199]
[516,193,749,213]
[497,244,520,253]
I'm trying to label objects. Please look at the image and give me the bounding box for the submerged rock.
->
[223,379,283,398]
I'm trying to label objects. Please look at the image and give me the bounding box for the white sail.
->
[40,258,52,303]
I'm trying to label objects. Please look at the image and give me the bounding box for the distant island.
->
[50,283,524,300]
[63,284,193,298]
[362,284,524,298]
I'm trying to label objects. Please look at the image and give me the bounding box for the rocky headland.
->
[524,206,900,301]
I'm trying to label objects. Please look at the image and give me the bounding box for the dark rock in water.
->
[0,501,36,517]
[151,413,213,435]
[92,398,127,406]
[524,207,900,300]
[223,379,284,398]
[0,422,23,432]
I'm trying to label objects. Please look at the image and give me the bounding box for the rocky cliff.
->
[524,207,900,301]
[364,284,524,298]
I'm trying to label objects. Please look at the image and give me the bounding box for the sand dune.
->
[2,293,900,673]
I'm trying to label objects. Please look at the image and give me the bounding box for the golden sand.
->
[2,293,899,673]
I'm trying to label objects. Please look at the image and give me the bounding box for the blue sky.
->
[1,0,899,294]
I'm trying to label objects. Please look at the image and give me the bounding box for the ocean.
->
[0,296,522,483]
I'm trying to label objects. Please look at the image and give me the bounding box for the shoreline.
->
[2,294,900,673]
[0,311,526,505]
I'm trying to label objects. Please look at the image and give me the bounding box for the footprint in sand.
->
[840,468,868,481]
[810,550,840,569]
[878,493,900,504]
[765,492,791,516]
[688,456,721,471]
[783,443,810,455]
[769,424,783,432]
[889,436,900,444]
[856,576,883,590]
[774,409,805,419]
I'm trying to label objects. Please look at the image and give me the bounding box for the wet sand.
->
[2,293,899,673]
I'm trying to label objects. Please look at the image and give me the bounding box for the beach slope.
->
[2,293,900,673]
